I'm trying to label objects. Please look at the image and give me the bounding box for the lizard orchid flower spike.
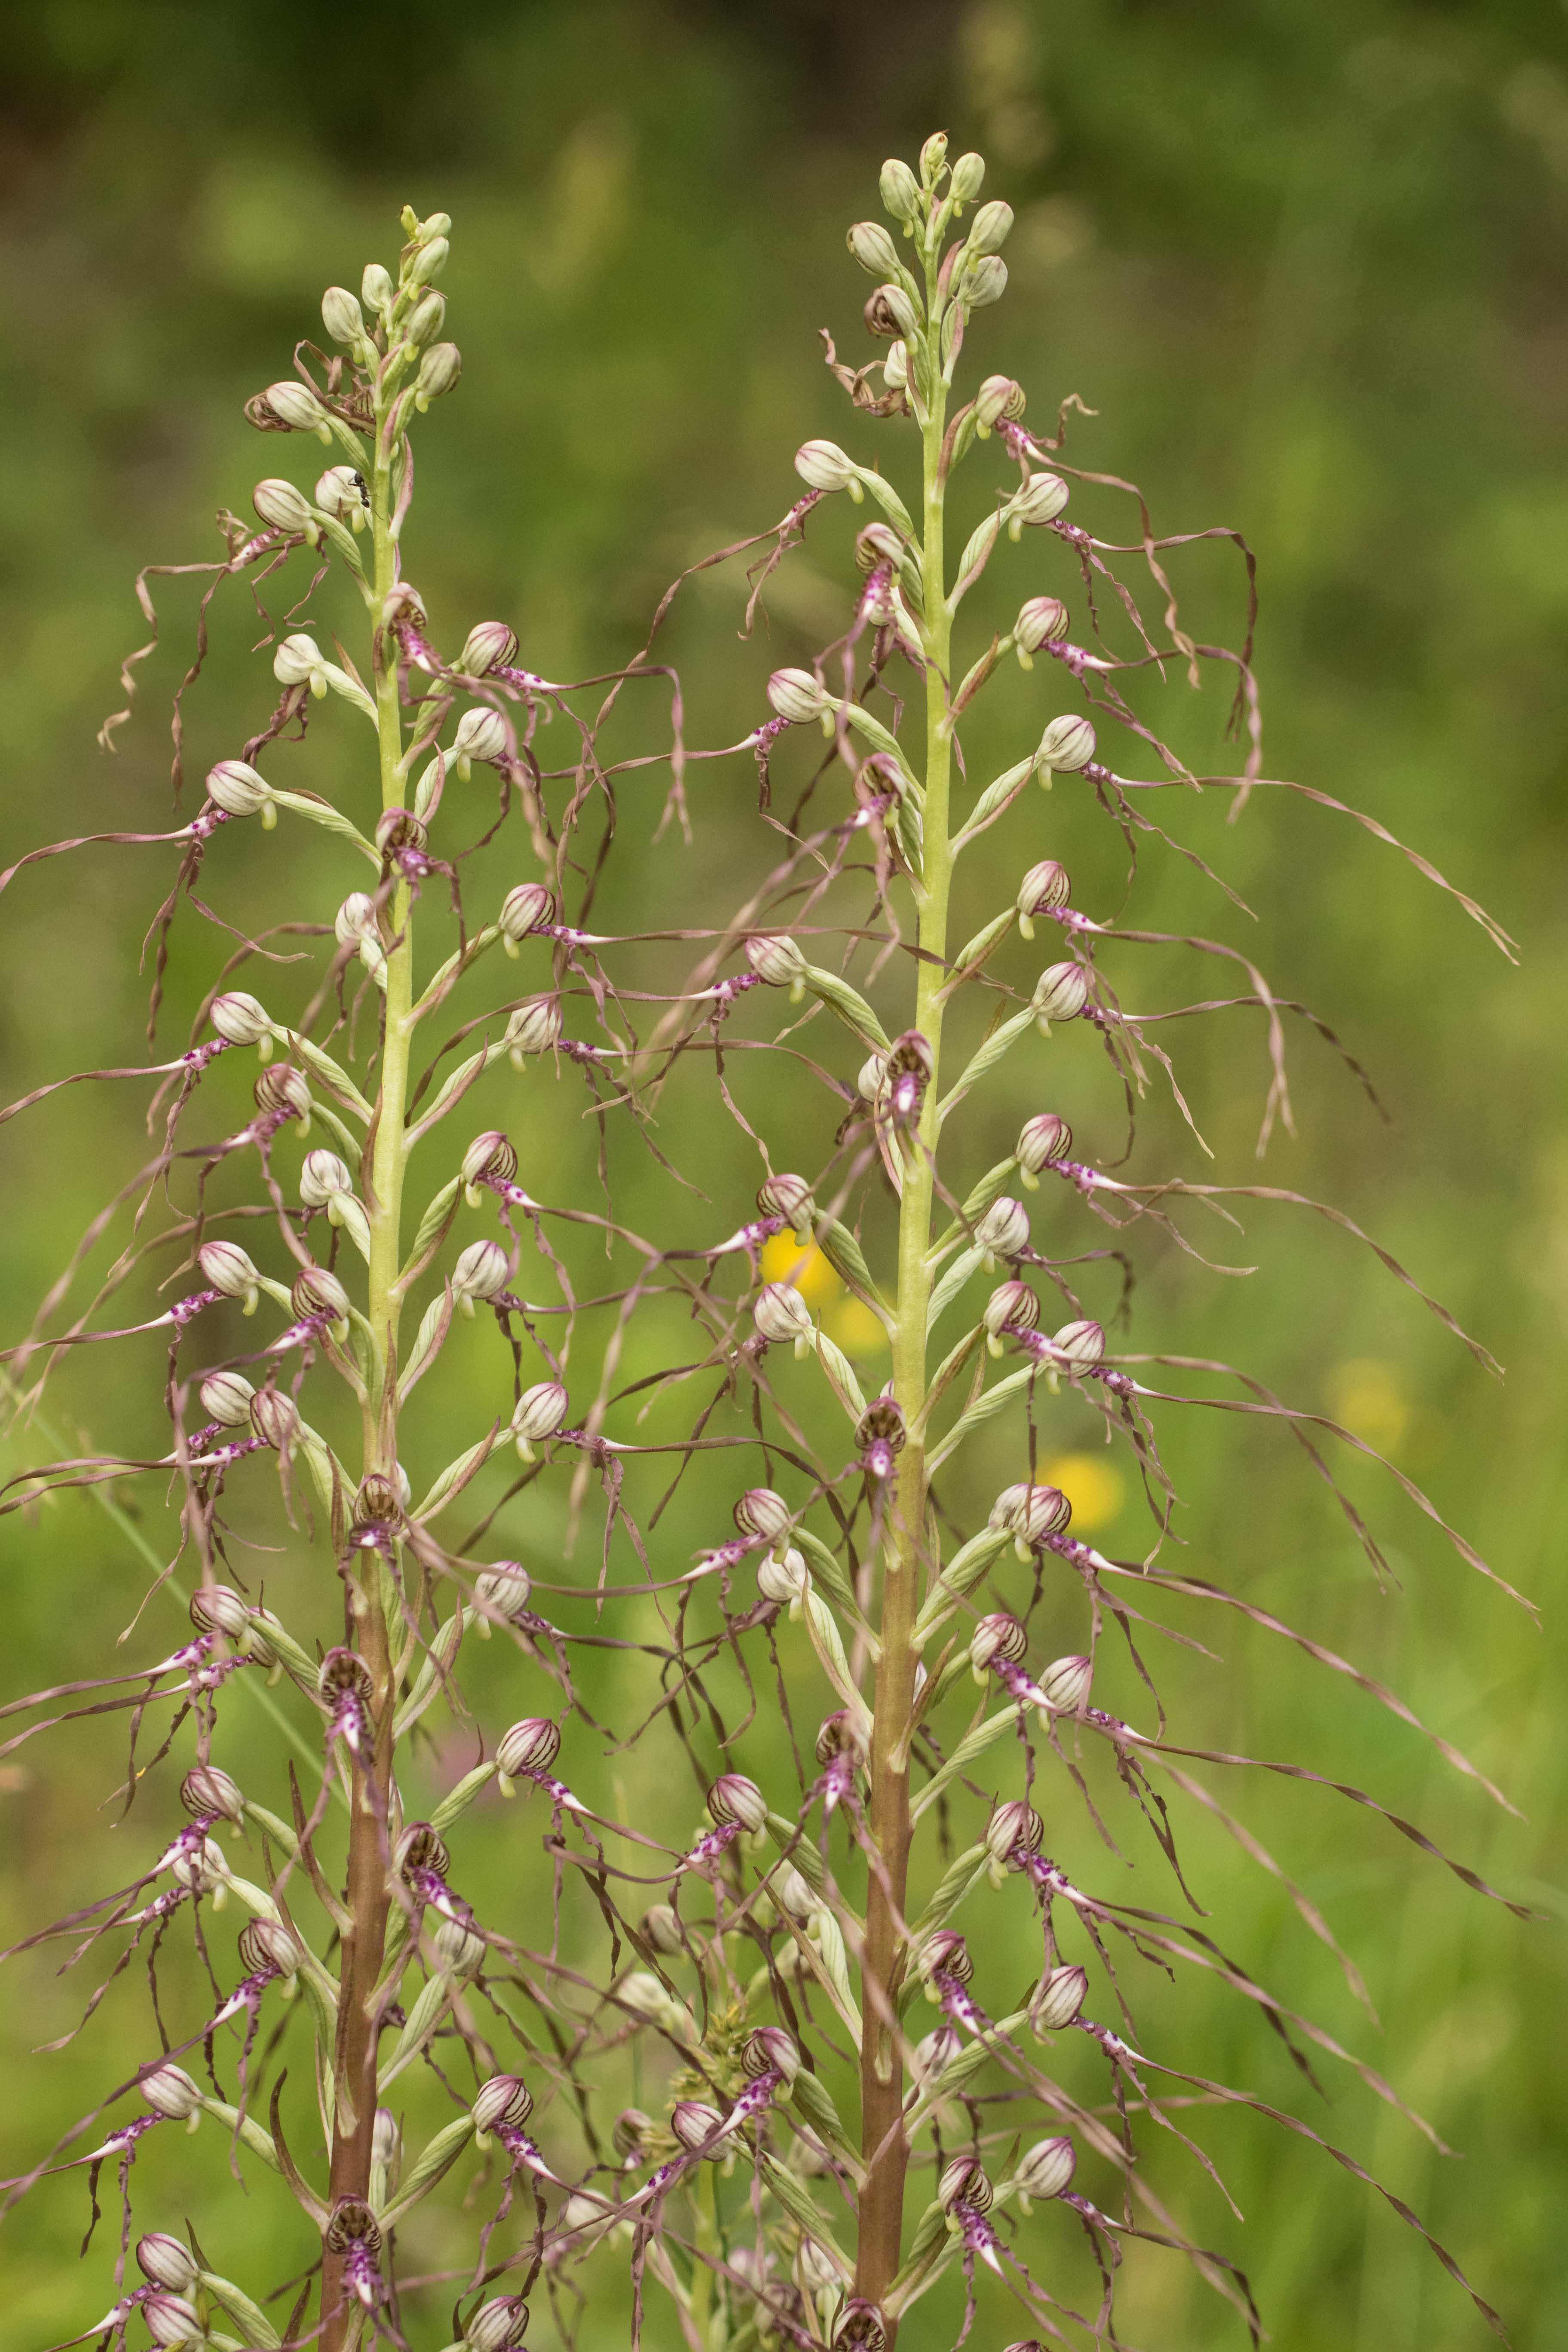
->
[0,149,1519,2352]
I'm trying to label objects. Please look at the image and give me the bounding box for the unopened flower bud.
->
[1016,1113,1072,1182]
[361,260,394,312]
[499,882,554,952]
[141,2063,202,2121]
[300,1149,354,1209]
[756,1171,815,1231]
[918,1929,973,1987]
[743,2026,800,2082]
[1037,712,1096,770]
[142,2294,202,2348]
[1015,596,1071,657]
[453,1238,509,1313]
[408,233,450,287]
[671,2099,729,2155]
[975,1195,1029,1263]
[938,2154,993,2214]
[975,374,1026,436]
[211,991,271,1050]
[181,1764,245,1825]
[1052,1317,1106,1369]
[1016,858,1072,937]
[454,706,507,772]
[798,2239,842,2294]
[321,285,364,345]
[753,1282,814,1351]
[172,1836,226,1896]
[238,1916,302,1978]
[460,1134,518,1218]
[465,2296,530,2352]
[966,197,1014,257]
[263,379,331,438]
[757,1546,808,1611]
[911,2025,961,2087]
[199,1370,255,1427]
[254,1063,312,1130]
[435,1917,487,1977]
[293,1265,351,1329]
[505,997,562,1064]
[334,892,378,949]
[1038,1654,1093,1714]
[793,440,862,496]
[919,128,949,180]
[734,1486,791,1542]
[1015,2135,1076,2203]
[1003,480,1070,553]
[137,2236,199,2292]
[455,621,519,677]
[707,1773,768,1834]
[970,1612,1029,1677]
[511,1380,567,1457]
[273,632,328,697]
[205,758,275,824]
[1030,1963,1088,2032]
[989,1481,1072,1550]
[498,1718,562,1781]
[198,1240,261,1311]
[879,157,921,221]
[772,1863,818,1922]
[252,484,317,543]
[370,2106,402,2195]
[744,932,809,989]
[405,288,446,350]
[950,148,986,203]
[1033,962,1090,1027]
[249,1388,300,1452]
[640,1902,683,1954]
[964,253,1008,308]
[984,1799,1044,1868]
[983,1280,1038,1353]
[189,1583,251,1641]
[473,1563,531,1631]
[473,2074,533,2136]
[847,220,901,277]
[766,668,831,726]
[618,1969,676,2023]
[614,2106,655,2157]
[414,339,461,407]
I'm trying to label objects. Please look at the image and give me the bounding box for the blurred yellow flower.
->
[827,1297,890,1357]
[759,1231,888,1355]
[1326,1358,1411,1456]
[760,1231,840,1306]
[1041,1450,1125,1534]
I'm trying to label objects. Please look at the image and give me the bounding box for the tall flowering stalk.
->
[0,147,1525,2352]
[616,132,1523,2349]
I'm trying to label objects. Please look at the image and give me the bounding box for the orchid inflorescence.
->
[0,144,1523,2352]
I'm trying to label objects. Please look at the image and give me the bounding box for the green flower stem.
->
[854,251,956,2330]
[321,400,412,2347]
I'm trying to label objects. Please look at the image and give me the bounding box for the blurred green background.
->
[1,0,1565,2345]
